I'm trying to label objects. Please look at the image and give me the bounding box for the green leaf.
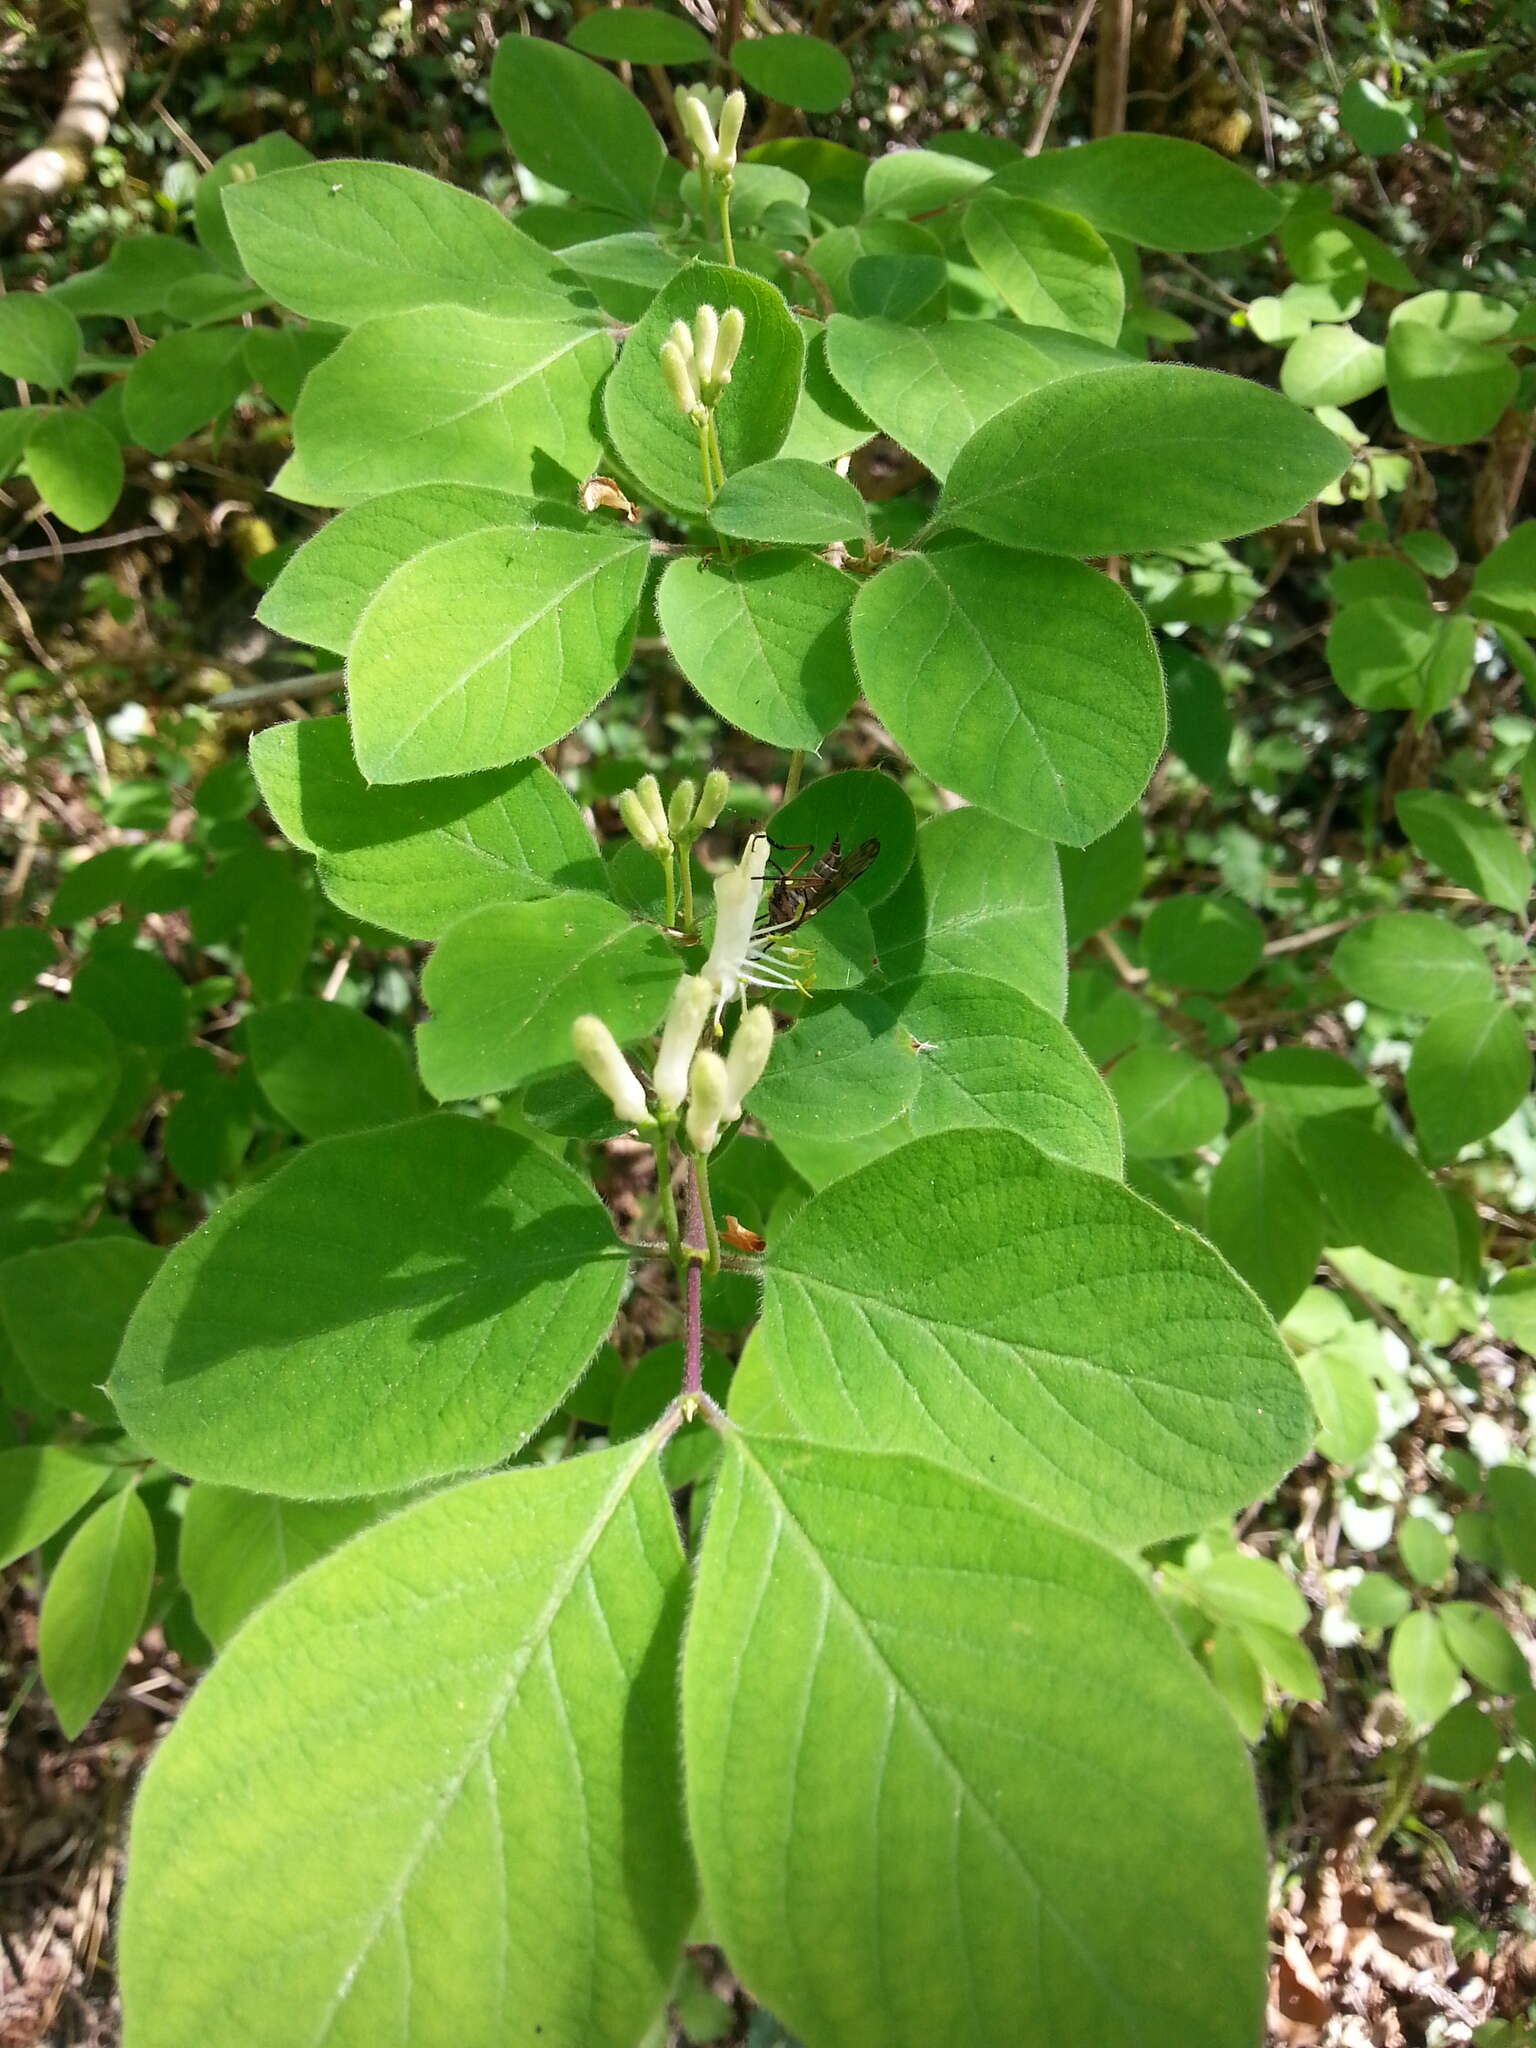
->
[1109,1046,1227,1159]
[741,991,918,1143]
[861,147,992,218]
[122,327,250,453]
[1406,998,1532,1162]
[0,1002,120,1167]
[1241,1046,1379,1122]
[1395,290,1516,342]
[868,807,1065,1016]
[179,1484,383,1646]
[557,229,683,321]
[658,551,859,750]
[258,483,563,653]
[0,928,52,1004]
[1488,1271,1536,1354]
[1424,1698,1500,1783]
[347,524,646,783]
[291,309,612,506]
[823,315,1121,480]
[684,1435,1268,2048]
[1399,1513,1454,1588]
[243,868,313,1002]
[1390,1607,1459,1728]
[1205,1625,1266,1740]
[604,262,804,516]
[1349,1572,1411,1629]
[0,1235,161,1420]
[1206,1118,1324,1320]
[1059,809,1145,945]
[224,161,575,326]
[1396,790,1531,914]
[768,768,917,912]
[51,236,214,318]
[490,35,665,217]
[39,1487,155,1738]
[73,945,190,1050]
[850,543,1164,844]
[1385,322,1517,445]
[568,6,713,63]
[1192,1550,1307,1633]
[1332,912,1495,1014]
[1279,325,1386,408]
[961,194,1125,345]
[110,1116,626,1497]
[1487,1465,1536,1584]
[242,324,340,412]
[988,136,1283,252]
[1397,530,1458,579]
[418,893,677,1100]
[0,1446,111,1570]
[1438,1601,1529,1695]
[120,1443,693,2047]
[1297,1339,1380,1465]
[23,410,124,532]
[756,1128,1309,1547]
[731,32,851,112]
[244,998,419,1139]
[1142,894,1263,993]
[708,458,870,545]
[1327,596,1473,713]
[0,292,80,389]
[846,251,949,323]
[1340,78,1416,155]
[251,716,603,939]
[1295,1117,1459,1278]
[194,133,313,273]
[1471,521,1536,634]
[940,364,1348,556]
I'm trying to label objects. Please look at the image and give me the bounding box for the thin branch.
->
[0,0,131,244]
[0,524,167,569]
[209,668,344,711]
[1027,0,1096,156]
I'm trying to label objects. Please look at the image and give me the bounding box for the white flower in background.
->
[685,1048,731,1153]
[571,1015,650,1127]
[653,974,715,1112]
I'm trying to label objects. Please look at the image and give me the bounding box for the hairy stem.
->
[652,1124,683,1265]
[678,845,696,934]
[783,749,805,803]
[683,1163,707,1397]
[717,186,736,266]
[692,1150,722,1277]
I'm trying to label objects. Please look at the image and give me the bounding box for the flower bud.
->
[572,1016,650,1126]
[710,307,745,391]
[692,304,720,387]
[691,769,730,834]
[654,974,714,1113]
[660,338,700,421]
[668,317,694,362]
[635,773,671,844]
[679,90,719,165]
[616,786,665,854]
[667,778,697,837]
[685,1048,731,1154]
[714,90,746,168]
[723,1003,774,1118]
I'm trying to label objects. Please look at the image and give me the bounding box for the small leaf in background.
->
[1339,79,1418,156]
[988,135,1283,251]
[684,1436,1269,2048]
[122,327,250,454]
[193,132,313,273]
[1437,1601,1529,1696]
[1205,1625,1267,1741]
[110,1115,626,1497]
[1109,1045,1228,1159]
[418,892,677,1101]
[851,543,1164,844]
[1398,1513,1454,1587]
[1395,790,1531,915]
[1488,1273,1536,1355]
[23,410,124,532]
[1406,998,1532,1162]
[1279,326,1386,408]
[659,552,859,751]
[0,291,81,389]
[1297,1336,1380,1466]
[491,35,665,217]
[708,458,871,547]
[1332,913,1494,1014]
[39,1487,155,1738]
[731,33,852,113]
[1424,1698,1500,1783]
[0,1003,120,1167]
[0,1235,161,1421]
[1059,808,1146,946]
[120,1445,694,2046]
[244,998,419,1139]
[1294,1118,1460,1279]
[1389,1607,1460,1728]
[1191,1551,1307,1634]
[961,194,1125,345]
[1349,1573,1411,1630]
[73,945,190,1051]
[756,1128,1309,1549]
[1206,1117,1324,1321]
[1486,1466,1536,1584]
[1142,894,1263,993]
[567,5,713,65]
[1385,321,1518,446]
[940,364,1348,557]
[1503,1756,1536,1876]
[861,147,991,219]
[179,1484,384,1646]
[1470,520,1536,634]
[0,1446,111,1570]
[1241,1046,1379,1122]
[347,524,646,783]
[605,262,804,516]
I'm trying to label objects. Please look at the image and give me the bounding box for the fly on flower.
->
[760,835,880,936]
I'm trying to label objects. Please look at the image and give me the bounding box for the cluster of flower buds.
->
[570,982,774,1156]
[659,305,745,427]
[674,84,746,178]
[616,769,728,866]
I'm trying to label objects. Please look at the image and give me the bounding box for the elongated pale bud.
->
[635,773,671,845]
[654,974,714,1112]
[723,1003,774,1119]
[617,786,666,854]
[679,90,719,165]
[714,90,746,169]
[660,338,700,421]
[692,304,720,386]
[709,307,745,392]
[667,778,697,837]
[686,1048,731,1154]
[572,1016,650,1126]
[691,769,730,834]
[668,317,695,362]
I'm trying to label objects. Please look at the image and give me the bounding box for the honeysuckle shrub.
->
[2,18,1535,2048]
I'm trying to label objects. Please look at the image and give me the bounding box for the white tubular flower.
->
[572,1016,650,1126]
[635,773,671,845]
[617,786,666,853]
[691,769,730,834]
[660,339,700,421]
[685,1048,731,1154]
[667,778,697,838]
[723,1004,775,1119]
[701,833,802,1018]
[654,974,714,1113]
[713,90,746,171]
